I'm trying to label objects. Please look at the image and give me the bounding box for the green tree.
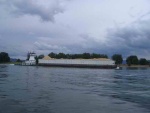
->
[26,52,30,60]
[112,54,123,65]
[100,54,108,58]
[126,55,138,66]
[16,59,21,62]
[38,54,44,59]
[48,52,56,58]
[91,53,108,58]
[35,56,38,65]
[148,61,150,66]
[139,58,148,65]
[0,52,10,63]
[56,53,67,59]
[47,52,108,59]
[82,53,91,59]
[91,53,99,58]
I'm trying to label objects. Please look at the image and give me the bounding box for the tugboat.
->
[22,52,36,66]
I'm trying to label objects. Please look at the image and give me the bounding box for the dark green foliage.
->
[56,53,67,59]
[38,54,44,59]
[148,60,150,66]
[48,52,108,59]
[82,53,91,59]
[112,54,123,64]
[16,59,21,62]
[35,56,38,65]
[126,55,139,66]
[48,52,56,58]
[91,53,100,58]
[139,58,148,65]
[26,52,30,60]
[0,52,10,63]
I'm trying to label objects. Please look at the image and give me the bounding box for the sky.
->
[0,0,150,59]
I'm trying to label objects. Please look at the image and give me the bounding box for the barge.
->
[38,56,116,69]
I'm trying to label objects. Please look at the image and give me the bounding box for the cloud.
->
[1,0,150,59]
[0,0,64,22]
[106,17,150,58]
[33,36,70,54]
[34,41,67,51]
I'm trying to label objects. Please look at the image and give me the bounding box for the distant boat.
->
[115,66,120,70]
[9,64,15,65]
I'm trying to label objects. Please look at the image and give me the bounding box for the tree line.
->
[40,53,149,66]
[0,51,149,66]
[112,54,149,66]
[39,52,108,59]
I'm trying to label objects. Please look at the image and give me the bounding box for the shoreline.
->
[120,64,150,68]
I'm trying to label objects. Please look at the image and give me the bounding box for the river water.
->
[0,65,150,113]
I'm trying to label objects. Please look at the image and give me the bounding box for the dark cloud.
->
[0,0,64,22]
[106,18,150,58]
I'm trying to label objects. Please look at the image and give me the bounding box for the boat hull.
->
[38,63,117,69]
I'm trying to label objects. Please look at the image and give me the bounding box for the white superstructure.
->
[22,52,36,65]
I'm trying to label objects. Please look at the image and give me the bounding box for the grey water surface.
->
[0,65,150,113]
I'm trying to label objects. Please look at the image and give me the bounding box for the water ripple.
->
[0,66,150,113]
